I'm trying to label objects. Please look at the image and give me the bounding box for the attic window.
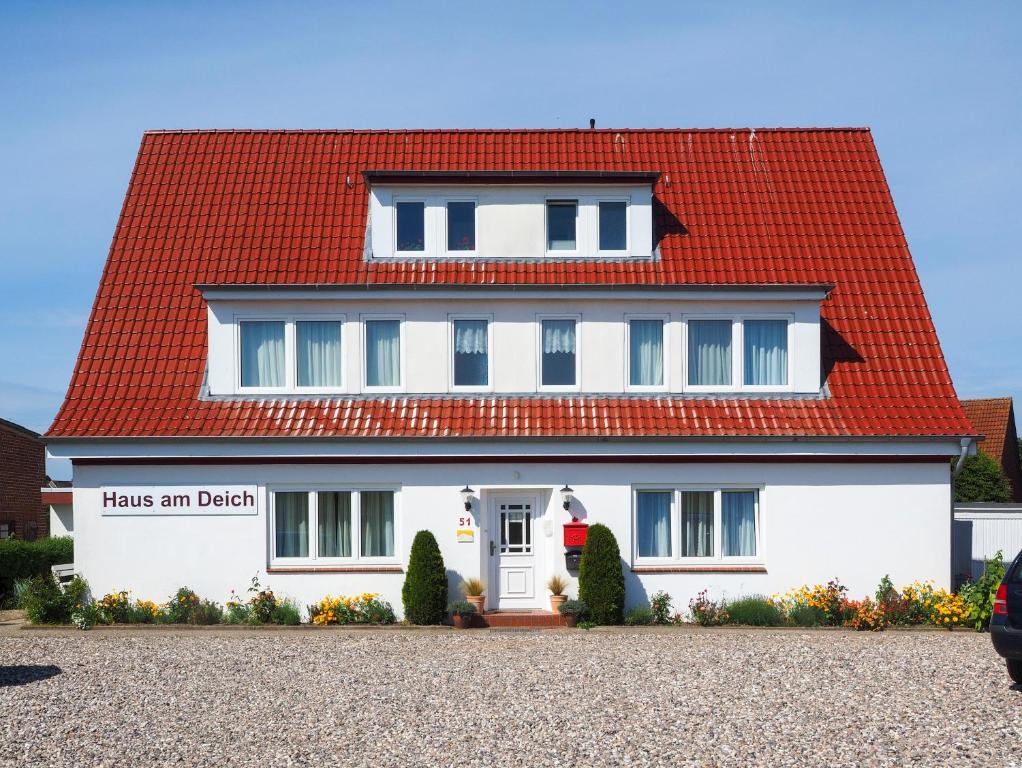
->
[546,200,577,251]
[395,201,425,252]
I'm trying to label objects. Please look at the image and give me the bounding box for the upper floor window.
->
[628,318,664,388]
[688,319,732,388]
[240,320,285,388]
[446,201,476,252]
[296,321,342,388]
[395,201,425,252]
[744,319,788,386]
[364,318,402,389]
[599,201,627,251]
[540,317,577,387]
[546,200,577,251]
[452,318,489,388]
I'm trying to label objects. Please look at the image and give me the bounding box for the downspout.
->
[950,437,974,590]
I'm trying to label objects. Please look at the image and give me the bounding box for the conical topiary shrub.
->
[578,523,625,625]
[402,530,448,624]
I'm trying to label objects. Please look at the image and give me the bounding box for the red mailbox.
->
[563,521,589,548]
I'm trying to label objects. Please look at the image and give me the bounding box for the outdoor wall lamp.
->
[460,486,474,512]
[560,484,574,511]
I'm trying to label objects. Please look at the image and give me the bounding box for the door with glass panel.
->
[489,497,539,609]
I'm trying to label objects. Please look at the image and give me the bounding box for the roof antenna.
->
[589,118,596,129]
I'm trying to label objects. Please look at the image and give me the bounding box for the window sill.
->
[631,565,767,574]
[267,566,404,574]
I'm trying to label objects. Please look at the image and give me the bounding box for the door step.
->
[477,610,567,628]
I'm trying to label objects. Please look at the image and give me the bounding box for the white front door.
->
[490,496,539,610]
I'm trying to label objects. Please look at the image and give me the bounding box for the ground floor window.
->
[271,489,396,564]
[634,487,759,563]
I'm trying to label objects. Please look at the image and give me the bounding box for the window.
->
[628,318,664,387]
[687,319,732,387]
[395,201,425,252]
[540,318,577,387]
[296,321,342,388]
[364,318,402,388]
[744,319,788,386]
[0,522,11,540]
[272,489,397,562]
[546,200,577,251]
[452,318,489,387]
[599,201,627,251]
[240,321,285,388]
[634,488,759,563]
[447,201,476,252]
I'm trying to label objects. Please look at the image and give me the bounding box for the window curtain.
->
[637,491,672,558]
[275,492,308,558]
[361,491,395,557]
[688,320,732,386]
[744,320,788,386]
[365,320,401,387]
[681,491,714,557]
[297,321,342,387]
[542,319,576,386]
[241,321,285,387]
[318,491,352,558]
[454,319,488,386]
[722,491,756,557]
[629,319,664,386]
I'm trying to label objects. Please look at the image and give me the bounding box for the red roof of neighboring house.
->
[47,128,973,441]
[961,398,1021,499]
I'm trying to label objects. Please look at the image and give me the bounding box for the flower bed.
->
[308,593,396,625]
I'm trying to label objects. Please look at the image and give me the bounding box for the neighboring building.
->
[953,503,1022,584]
[960,397,1022,502]
[42,478,74,539]
[46,128,976,615]
[0,417,46,539]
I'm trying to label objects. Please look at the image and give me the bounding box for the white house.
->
[46,128,976,617]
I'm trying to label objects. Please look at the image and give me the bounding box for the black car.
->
[991,549,1022,684]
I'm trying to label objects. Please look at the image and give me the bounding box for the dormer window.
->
[395,201,425,252]
[743,319,788,386]
[599,201,627,251]
[296,321,342,388]
[240,321,285,388]
[688,319,732,388]
[446,201,476,252]
[364,317,403,389]
[546,200,577,251]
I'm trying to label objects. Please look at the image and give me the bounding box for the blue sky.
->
[1,1,1019,478]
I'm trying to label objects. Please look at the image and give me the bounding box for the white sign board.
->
[100,486,258,516]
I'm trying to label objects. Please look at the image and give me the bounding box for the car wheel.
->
[1008,659,1022,685]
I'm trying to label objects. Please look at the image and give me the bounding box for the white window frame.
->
[632,485,763,566]
[544,198,580,256]
[624,313,669,392]
[682,314,794,393]
[740,315,795,392]
[293,314,347,394]
[236,316,290,394]
[443,198,478,257]
[268,486,401,567]
[536,314,581,392]
[449,314,494,392]
[393,198,428,255]
[360,314,406,393]
[596,198,630,256]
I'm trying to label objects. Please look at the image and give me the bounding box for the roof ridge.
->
[141,126,872,136]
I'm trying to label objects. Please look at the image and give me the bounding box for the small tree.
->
[954,452,1012,503]
[578,523,625,625]
[402,530,448,624]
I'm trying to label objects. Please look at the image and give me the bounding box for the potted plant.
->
[449,600,477,629]
[559,599,588,628]
[462,577,486,615]
[547,574,569,613]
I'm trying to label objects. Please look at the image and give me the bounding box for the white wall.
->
[49,503,73,539]
[368,184,654,260]
[953,505,1022,580]
[207,297,821,396]
[71,459,950,618]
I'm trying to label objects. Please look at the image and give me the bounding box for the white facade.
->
[65,447,953,617]
[953,504,1022,581]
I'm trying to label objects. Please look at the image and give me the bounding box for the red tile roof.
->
[961,398,1021,499]
[47,128,973,440]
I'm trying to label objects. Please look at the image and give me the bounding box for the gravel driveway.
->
[1,627,1019,767]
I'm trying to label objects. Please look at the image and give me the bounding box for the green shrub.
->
[954,453,1012,503]
[402,530,447,624]
[723,596,784,627]
[161,587,201,624]
[19,574,89,624]
[189,599,223,625]
[959,551,1006,631]
[689,590,727,626]
[624,605,653,625]
[272,599,302,626]
[649,590,673,625]
[787,604,826,627]
[578,524,625,625]
[559,598,587,617]
[0,536,74,605]
[449,600,476,618]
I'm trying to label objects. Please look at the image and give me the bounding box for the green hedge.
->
[402,530,448,624]
[0,536,74,604]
